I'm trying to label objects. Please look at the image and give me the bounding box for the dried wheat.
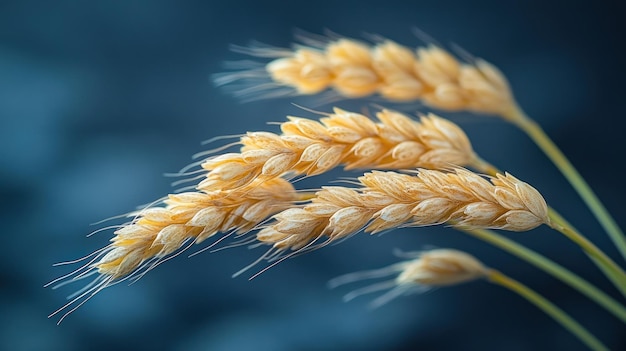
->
[200,107,479,190]
[328,248,487,307]
[257,168,549,253]
[218,37,516,116]
[98,177,297,277]
[48,177,298,323]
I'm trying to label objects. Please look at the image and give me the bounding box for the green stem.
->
[547,212,626,297]
[487,269,609,351]
[548,209,626,299]
[471,157,626,295]
[503,105,626,261]
[463,228,626,323]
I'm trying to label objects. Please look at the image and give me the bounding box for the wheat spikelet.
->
[257,169,549,253]
[199,107,478,190]
[219,36,515,116]
[328,248,488,307]
[48,177,298,323]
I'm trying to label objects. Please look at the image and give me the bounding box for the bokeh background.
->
[1,1,625,350]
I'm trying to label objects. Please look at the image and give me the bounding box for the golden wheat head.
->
[200,107,479,191]
[217,36,516,116]
[257,168,549,254]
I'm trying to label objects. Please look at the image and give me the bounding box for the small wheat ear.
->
[329,249,488,308]
[329,248,609,351]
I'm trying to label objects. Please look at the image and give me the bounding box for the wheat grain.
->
[219,37,515,116]
[199,107,479,190]
[257,168,549,253]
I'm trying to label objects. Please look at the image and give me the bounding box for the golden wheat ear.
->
[199,107,484,192]
[46,177,299,323]
[254,168,549,271]
[216,33,515,116]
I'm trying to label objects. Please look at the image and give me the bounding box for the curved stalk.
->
[502,105,626,261]
[463,228,626,323]
[487,269,609,351]
[547,214,626,297]
[471,157,626,296]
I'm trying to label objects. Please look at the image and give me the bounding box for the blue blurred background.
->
[1,0,625,350]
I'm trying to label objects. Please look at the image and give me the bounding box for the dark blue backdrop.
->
[1,1,625,350]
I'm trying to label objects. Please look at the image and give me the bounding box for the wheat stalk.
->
[200,107,481,191]
[257,168,549,253]
[218,38,515,116]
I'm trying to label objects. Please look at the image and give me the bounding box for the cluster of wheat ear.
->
[50,31,625,351]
